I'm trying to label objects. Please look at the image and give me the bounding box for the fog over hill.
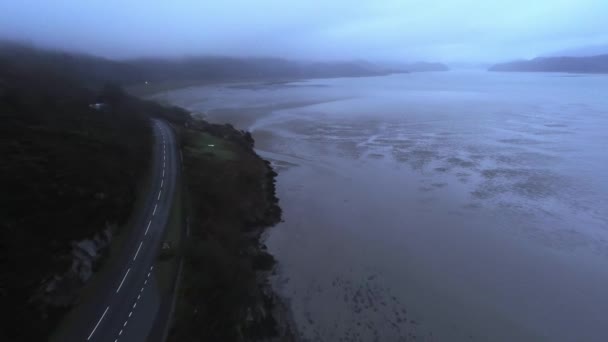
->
[489,54,608,73]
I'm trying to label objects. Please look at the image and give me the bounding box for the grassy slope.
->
[168,121,281,341]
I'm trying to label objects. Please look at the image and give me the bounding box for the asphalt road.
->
[57,119,179,342]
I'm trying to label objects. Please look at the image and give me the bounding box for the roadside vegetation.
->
[1,41,286,342]
[0,44,188,341]
[168,120,283,341]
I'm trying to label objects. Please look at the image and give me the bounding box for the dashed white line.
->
[161,179,164,188]
[162,169,165,178]
[150,266,154,270]
[137,294,141,300]
[116,268,130,293]
[140,287,144,293]
[158,190,162,200]
[87,306,109,340]
[118,329,123,336]
[129,311,133,318]
[153,204,157,216]
[123,321,128,327]
[133,302,137,309]
[133,241,143,261]
[144,279,148,285]
[147,271,151,278]
[145,220,151,235]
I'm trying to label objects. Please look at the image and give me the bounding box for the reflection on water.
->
[164,71,608,341]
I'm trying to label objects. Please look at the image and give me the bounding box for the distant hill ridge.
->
[0,41,405,87]
[489,54,608,74]
[402,61,449,72]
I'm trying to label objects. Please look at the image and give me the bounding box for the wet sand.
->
[161,72,608,341]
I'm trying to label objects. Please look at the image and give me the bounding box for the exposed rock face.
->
[32,225,113,310]
[71,228,112,283]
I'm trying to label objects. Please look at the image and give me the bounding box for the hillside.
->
[128,57,398,82]
[1,41,400,90]
[0,44,188,341]
[489,54,608,73]
[0,41,142,87]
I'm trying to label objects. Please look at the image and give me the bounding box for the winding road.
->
[56,119,180,342]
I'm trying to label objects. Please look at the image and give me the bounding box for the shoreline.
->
[165,117,299,341]
[139,82,326,340]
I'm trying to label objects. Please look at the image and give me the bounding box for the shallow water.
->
[163,71,608,341]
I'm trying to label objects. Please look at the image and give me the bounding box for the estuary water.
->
[161,71,608,341]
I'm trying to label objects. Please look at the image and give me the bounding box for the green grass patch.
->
[184,131,236,161]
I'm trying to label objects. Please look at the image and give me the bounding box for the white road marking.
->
[140,287,144,292]
[129,311,132,317]
[147,271,151,278]
[145,220,151,235]
[116,268,130,293]
[133,302,137,309]
[158,190,162,200]
[163,154,165,161]
[150,266,154,270]
[144,279,148,285]
[137,294,141,300]
[123,321,128,327]
[119,329,123,336]
[153,204,157,216]
[162,169,165,178]
[87,306,109,340]
[133,241,143,261]
[161,179,164,188]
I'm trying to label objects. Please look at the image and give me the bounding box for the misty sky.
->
[1,0,607,63]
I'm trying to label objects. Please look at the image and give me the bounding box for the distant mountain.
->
[489,54,608,74]
[402,62,449,72]
[381,61,448,72]
[128,57,398,82]
[447,62,492,70]
[0,41,400,89]
[543,44,608,58]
